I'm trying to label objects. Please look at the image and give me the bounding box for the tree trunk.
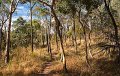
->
[0,20,4,59]
[79,35,81,45]
[5,13,12,63]
[64,30,67,46]
[46,25,49,48]
[55,27,59,51]
[72,16,77,53]
[0,28,2,59]
[78,11,90,67]
[51,7,67,72]
[42,36,45,46]
[104,0,119,46]
[0,1,5,59]
[48,14,52,60]
[46,22,52,60]
[72,35,74,46]
[40,30,44,46]
[88,30,93,58]
[30,0,34,52]
[84,27,90,66]
[104,0,120,62]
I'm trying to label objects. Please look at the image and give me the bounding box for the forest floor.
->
[0,38,120,76]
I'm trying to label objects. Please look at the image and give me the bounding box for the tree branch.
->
[108,0,111,6]
[12,0,19,13]
[52,0,55,6]
[104,0,111,7]
[37,0,51,7]
[31,2,36,9]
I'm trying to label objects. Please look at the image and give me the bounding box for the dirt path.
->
[39,54,57,76]
[41,61,52,75]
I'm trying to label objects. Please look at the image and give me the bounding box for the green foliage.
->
[33,4,49,18]
[81,0,101,10]
[57,0,79,16]
[19,0,30,4]
[11,17,44,49]
[11,23,31,48]
[13,17,26,29]
[57,0,70,15]
[57,0,101,15]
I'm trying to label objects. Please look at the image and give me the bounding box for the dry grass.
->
[0,46,49,76]
[0,35,120,76]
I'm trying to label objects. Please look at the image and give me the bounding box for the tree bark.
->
[104,0,119,46]
[30,0,34,52]
[72,16,77,53]
[0,20,4,59]
[0,28,2,59]
[88,30,93,58]
[78,11,90,67]
[46,19,52,60]
[51,7,67,72]
[5,0,18,63]
[37,0,67,72]
[104,0,120,62]
[48,15,52,60]
[5,13,12,63]
[55,26,59,51]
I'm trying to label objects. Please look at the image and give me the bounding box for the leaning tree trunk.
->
[104,0,119,46]
[104,0,120,61]
[51,7,67,72]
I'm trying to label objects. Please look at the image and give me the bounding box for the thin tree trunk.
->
[40,29,44,46]
[30,0,34,52]
[0,28,2,59]
[78,11,90,67]
[46,20,52,60]
[104,0,120,63]
[5,0,18,63]
[84,27,89,66]
[72,35,74,46]
[64,32,67,46]
[5,13,12,63]
[37,0,67,72]
[88,30,93,58]
[72,16,77,53]
[79,35,81,45]
[40,30,43,46]
[43,36,45,46]
[104,0,119,46]
[0,21,4,59]
[0,0,5,59]
[49,14,52,60]
[55,27,59,51]
[46,25,49,49]
[51,7,67,72]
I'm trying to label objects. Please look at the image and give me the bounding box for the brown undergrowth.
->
[0,36,120,76]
